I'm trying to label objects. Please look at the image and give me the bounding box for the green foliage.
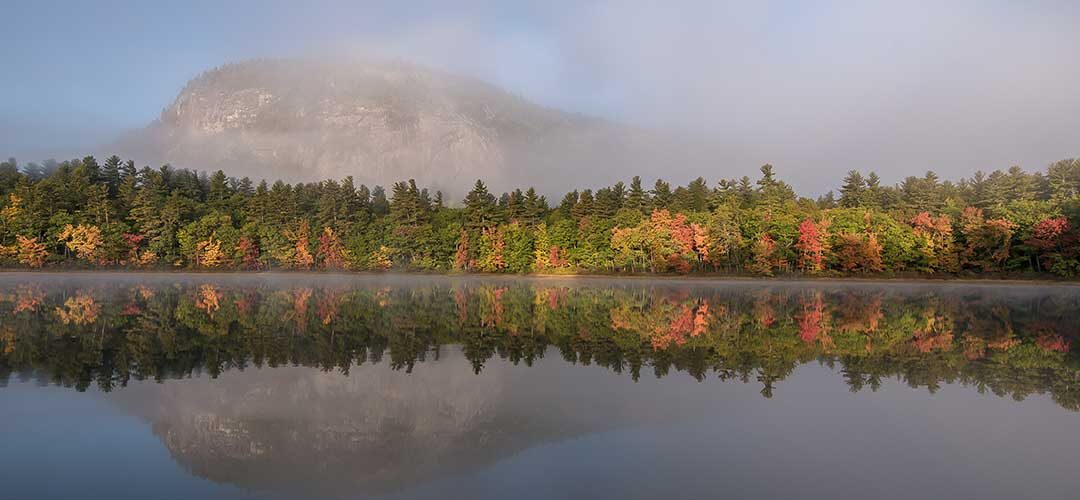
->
[3,152,1080,277]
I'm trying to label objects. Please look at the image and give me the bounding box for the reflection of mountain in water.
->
[108,348,682,498]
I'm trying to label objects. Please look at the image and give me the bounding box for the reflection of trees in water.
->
[1,279,1079,410]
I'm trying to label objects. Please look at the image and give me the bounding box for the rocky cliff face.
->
[118,58,660,195]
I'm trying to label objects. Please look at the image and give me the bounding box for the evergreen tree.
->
[81,156,102,184]
[0,158,19,195]
[208,170,231,207]
[120,160,137,181]
[522,187,544,225]
[390,179,428,226]
[506,188,526,221]
[865,172,884,208]
[370,186,390,217]
[463,180,499,230]
[611,181,626,209]
[558,190,579,217]
[839,170,866,208]
[673,177,709,212]
[652,179,673,209]
[1006,165,1036,201]
[736,176,756,207]
[594,187,619,219]
[626,176,649,213]
[756,164,795,206]
[101,155,123,197]
[572,189,595,220]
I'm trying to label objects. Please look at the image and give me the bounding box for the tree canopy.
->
[2,154,1079,277]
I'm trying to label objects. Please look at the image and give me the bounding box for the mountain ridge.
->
[115,57,673,195]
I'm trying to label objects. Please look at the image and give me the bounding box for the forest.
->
[1,155,1079,277]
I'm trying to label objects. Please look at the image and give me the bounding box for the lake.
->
[1,273,1078,499]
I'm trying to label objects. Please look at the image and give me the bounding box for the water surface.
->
[1,273,1078,499]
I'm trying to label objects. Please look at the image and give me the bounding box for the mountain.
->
[115,58,680,195]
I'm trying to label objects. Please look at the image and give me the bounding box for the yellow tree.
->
[195,237,226,268]
[57,224,104,264]
[1,194,23,222]
[16,236,48,268]
[371,245,393,270]
[284,221,314,269]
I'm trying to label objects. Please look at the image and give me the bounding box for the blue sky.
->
[1,1,577,154]
[2,0,1078,190]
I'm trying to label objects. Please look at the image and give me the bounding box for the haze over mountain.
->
[115,58,701,196]
[6,2,1079,195]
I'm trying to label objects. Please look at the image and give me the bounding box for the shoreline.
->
[1,268,1078,287]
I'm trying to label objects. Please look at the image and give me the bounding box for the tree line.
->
[2,155,1079,276]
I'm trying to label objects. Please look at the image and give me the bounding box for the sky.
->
[2,0,1079,193]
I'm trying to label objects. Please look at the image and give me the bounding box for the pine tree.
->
[865,172,883,208]
[522,187,544,225]
[208,170,231,208]
[316,180,342,230]
[611,181,626,209]
[464,180,499,230]
[839,170,866,208]
[558,190,578,217]
[81,156,101,184]
[101,155,123,198]
[237,177,254,196]
[674,177,709,212]
[626,176,649,213]
[1006,165,1036,201]
[736,176,756,207]
[356,184,372,213]
[120,160,137,181]
[594,187,618,219]
[390,179,427,226]
[651,179,673,209]
[506,189,526,221]
[244,180,271,227]
[370,186,390,217]
[572,189,595,220]
[756,164,795,207]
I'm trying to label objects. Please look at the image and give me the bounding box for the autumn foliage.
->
[317,227,347,270]
[611,209,711,273]
[284,221,314,269]
[3,153,1080,277]
[15,236,48,268]
[795,217,831,273]
[236,236,261,270]
[56,224,104,264]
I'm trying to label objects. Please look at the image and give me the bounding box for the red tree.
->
[317,227,347,270]
[796,218,830,273]
[236,236,261,270]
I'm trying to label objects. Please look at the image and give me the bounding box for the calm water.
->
[1,273,1078,500]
